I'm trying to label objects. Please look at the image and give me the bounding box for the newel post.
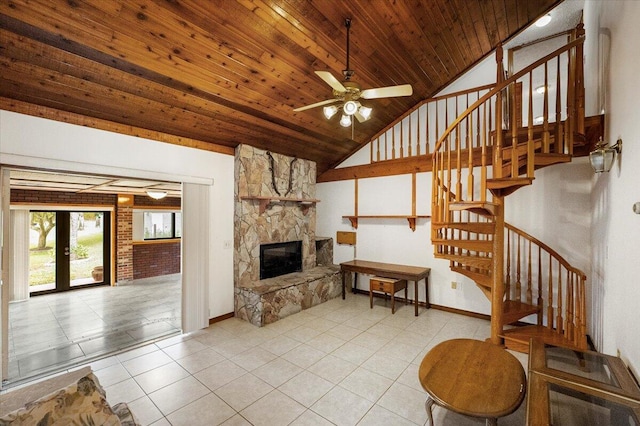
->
[575,23,586,140]
[494,44,504,179]
[491,196,505,346]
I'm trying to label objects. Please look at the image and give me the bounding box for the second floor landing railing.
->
[368,84,494,163]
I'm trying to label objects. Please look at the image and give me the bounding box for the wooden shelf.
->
[240,195,320,214]
[342,215,431,231]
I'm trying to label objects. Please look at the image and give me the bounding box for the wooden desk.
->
[418,339,526,426]
[340,260,430,316]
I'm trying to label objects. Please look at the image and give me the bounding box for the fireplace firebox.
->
[260,241,302,280]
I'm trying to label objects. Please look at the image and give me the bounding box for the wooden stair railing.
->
[502,223,587,352]
[367,84,495,162]
[431,24,586,347]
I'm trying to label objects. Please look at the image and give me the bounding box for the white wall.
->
[583,0,640,376]
[506,157,592,276]
[0,110,235,318]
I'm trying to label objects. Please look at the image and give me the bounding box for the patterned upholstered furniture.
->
[0,366,139,425]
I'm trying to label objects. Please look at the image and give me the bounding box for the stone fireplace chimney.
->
[234,145,317,288]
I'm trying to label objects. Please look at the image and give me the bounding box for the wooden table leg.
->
[369,286,373,309]
[486,418,497,426]
[425,275,430,309]
[414,280,419,316]
[425,396,435,425]
[341,270,346,300]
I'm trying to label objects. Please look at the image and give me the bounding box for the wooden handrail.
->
[505,223,586,281]
[433,37,585,155]
[504,222,587,349]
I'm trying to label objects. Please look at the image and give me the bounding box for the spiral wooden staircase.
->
[431,24,588,352]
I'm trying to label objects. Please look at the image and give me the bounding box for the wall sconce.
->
[589,138,622,173]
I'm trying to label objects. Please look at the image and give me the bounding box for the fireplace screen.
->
[260,241,302,279]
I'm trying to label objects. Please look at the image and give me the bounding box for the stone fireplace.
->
[234,145,340,326]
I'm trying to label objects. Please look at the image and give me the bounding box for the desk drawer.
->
[370,277,407,294]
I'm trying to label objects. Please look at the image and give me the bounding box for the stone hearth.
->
[234,145,340,326]
[235,264,340,326]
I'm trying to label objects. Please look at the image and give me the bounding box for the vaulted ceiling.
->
[0,0,561,174]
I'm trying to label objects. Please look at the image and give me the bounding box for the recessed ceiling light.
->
[535,14,552,27]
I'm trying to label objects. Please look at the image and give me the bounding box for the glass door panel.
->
[70,212,105,287]
[29,210,110,295]
[28,211,57,292]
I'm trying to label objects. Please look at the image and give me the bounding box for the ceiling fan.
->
[293,18,413,126]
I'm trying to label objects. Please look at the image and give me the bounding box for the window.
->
[143,211,181,240]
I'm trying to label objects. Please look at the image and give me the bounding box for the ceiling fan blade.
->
[315,71,347,92]
[293,98,339,112]
[360,84,413,99]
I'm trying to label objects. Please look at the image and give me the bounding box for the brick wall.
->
[11,189,117,205]
[133,242,181,279]
[116,196,134,283]
[133,195,181,208]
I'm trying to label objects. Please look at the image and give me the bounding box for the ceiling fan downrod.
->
[343,18,354,81]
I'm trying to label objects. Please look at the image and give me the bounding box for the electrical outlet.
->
[451,281,457,290]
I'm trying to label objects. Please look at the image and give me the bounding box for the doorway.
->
[29,211,111,295]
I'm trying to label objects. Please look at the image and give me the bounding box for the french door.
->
[29,210,111,294]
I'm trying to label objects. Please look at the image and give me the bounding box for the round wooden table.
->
[418,338,526,426]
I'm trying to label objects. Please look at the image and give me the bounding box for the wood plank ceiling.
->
[0,0,561,174]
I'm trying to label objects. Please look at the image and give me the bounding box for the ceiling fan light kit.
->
[323,105,339,119]
[343,100,359,115]
[340,114,352,127]
[293,18,413,129]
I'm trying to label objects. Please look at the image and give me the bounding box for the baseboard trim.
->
[209,312,234,324]
[428,303,491,321]
[353,288,491,321]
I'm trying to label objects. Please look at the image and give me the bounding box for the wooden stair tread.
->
[449,201,497,217]
[451,265,491,288]
[534,153,572,166]
[435,253,493,269]
[432,222,496,234]
[432,238,493,252]
[487,177,534,197]
[486,177,533,189]
[501,325,586,353]
[502,300,541,325]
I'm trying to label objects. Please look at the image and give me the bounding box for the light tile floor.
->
[7,275,181,384]
[72,292,529,426]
